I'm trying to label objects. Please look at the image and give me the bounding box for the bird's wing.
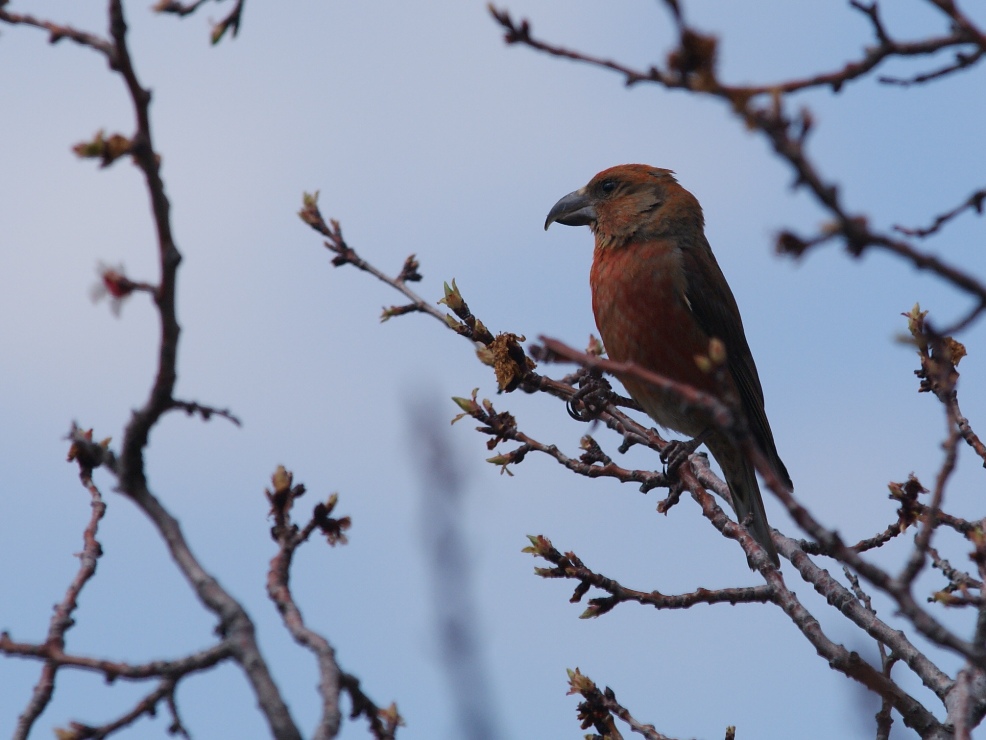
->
[681,237,793,489]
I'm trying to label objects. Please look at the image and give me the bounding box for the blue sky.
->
[2,1,985,738]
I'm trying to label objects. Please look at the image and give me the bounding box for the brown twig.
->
[153,0,247,44]
[930,548,983,603]
[842,567,898,740]
[854,522,906,554]
[897,497,977,539]
[300,195,452,325]
[454,391,668,492]
[0,9,114,56]
[169,399,242,426]
[925,0,986,47]
[11,473,106,740]
[525,535,774,618]
[875,651,900,740]
[881,47,985,86]
[0,635,233,680]
[899,415,961,589]
[152,0,210,17]
[264,468,397,740]
[4,629,227,737]
[266,473,344,738]
[568,668,674,740]
[955,402,986,466]
[642,432,953,710]
[907,306,986,466]
[54,678,184,740]
[208,0,245,44]
[894,188,986,238]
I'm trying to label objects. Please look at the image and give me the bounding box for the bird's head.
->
[545,164,700,249]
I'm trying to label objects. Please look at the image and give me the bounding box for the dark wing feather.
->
[681,236,793,489]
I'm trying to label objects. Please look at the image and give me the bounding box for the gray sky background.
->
[2,1,985,738]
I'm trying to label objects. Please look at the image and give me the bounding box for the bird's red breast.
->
[590,235,721,435]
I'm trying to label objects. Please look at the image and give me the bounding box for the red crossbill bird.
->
[545,164,791,567]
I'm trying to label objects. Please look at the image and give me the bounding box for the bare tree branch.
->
[526,535,774,617]
[0,636,232,680]
[265,468,399,740]
[152,0,246,44]
[0,8,114,56]
[568,667,673,740]
[54,678,185,740]
[893,187,986,238]
[10,472,106,740]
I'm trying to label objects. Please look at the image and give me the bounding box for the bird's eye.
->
[599,179,617,196]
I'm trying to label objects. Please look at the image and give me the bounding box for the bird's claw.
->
[660,436,703,474]
[567,372,615,422]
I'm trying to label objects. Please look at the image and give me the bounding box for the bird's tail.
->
[720,451,780,568]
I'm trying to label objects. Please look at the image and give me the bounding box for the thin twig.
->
[526,535,774,618]
[170,399,242,426]
[899,417,961,589]
[57,678,181,739]
[11,474,106,740]
[153,0,247,44]
[894,188,986,237]
[0,636,233,682]
[568,668,674,740]
[0,9,114,57]
[265,469,398,740]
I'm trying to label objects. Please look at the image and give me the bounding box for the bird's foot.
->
[566,371,616,422]
[658,437,704,514]
[660,433,706,475]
